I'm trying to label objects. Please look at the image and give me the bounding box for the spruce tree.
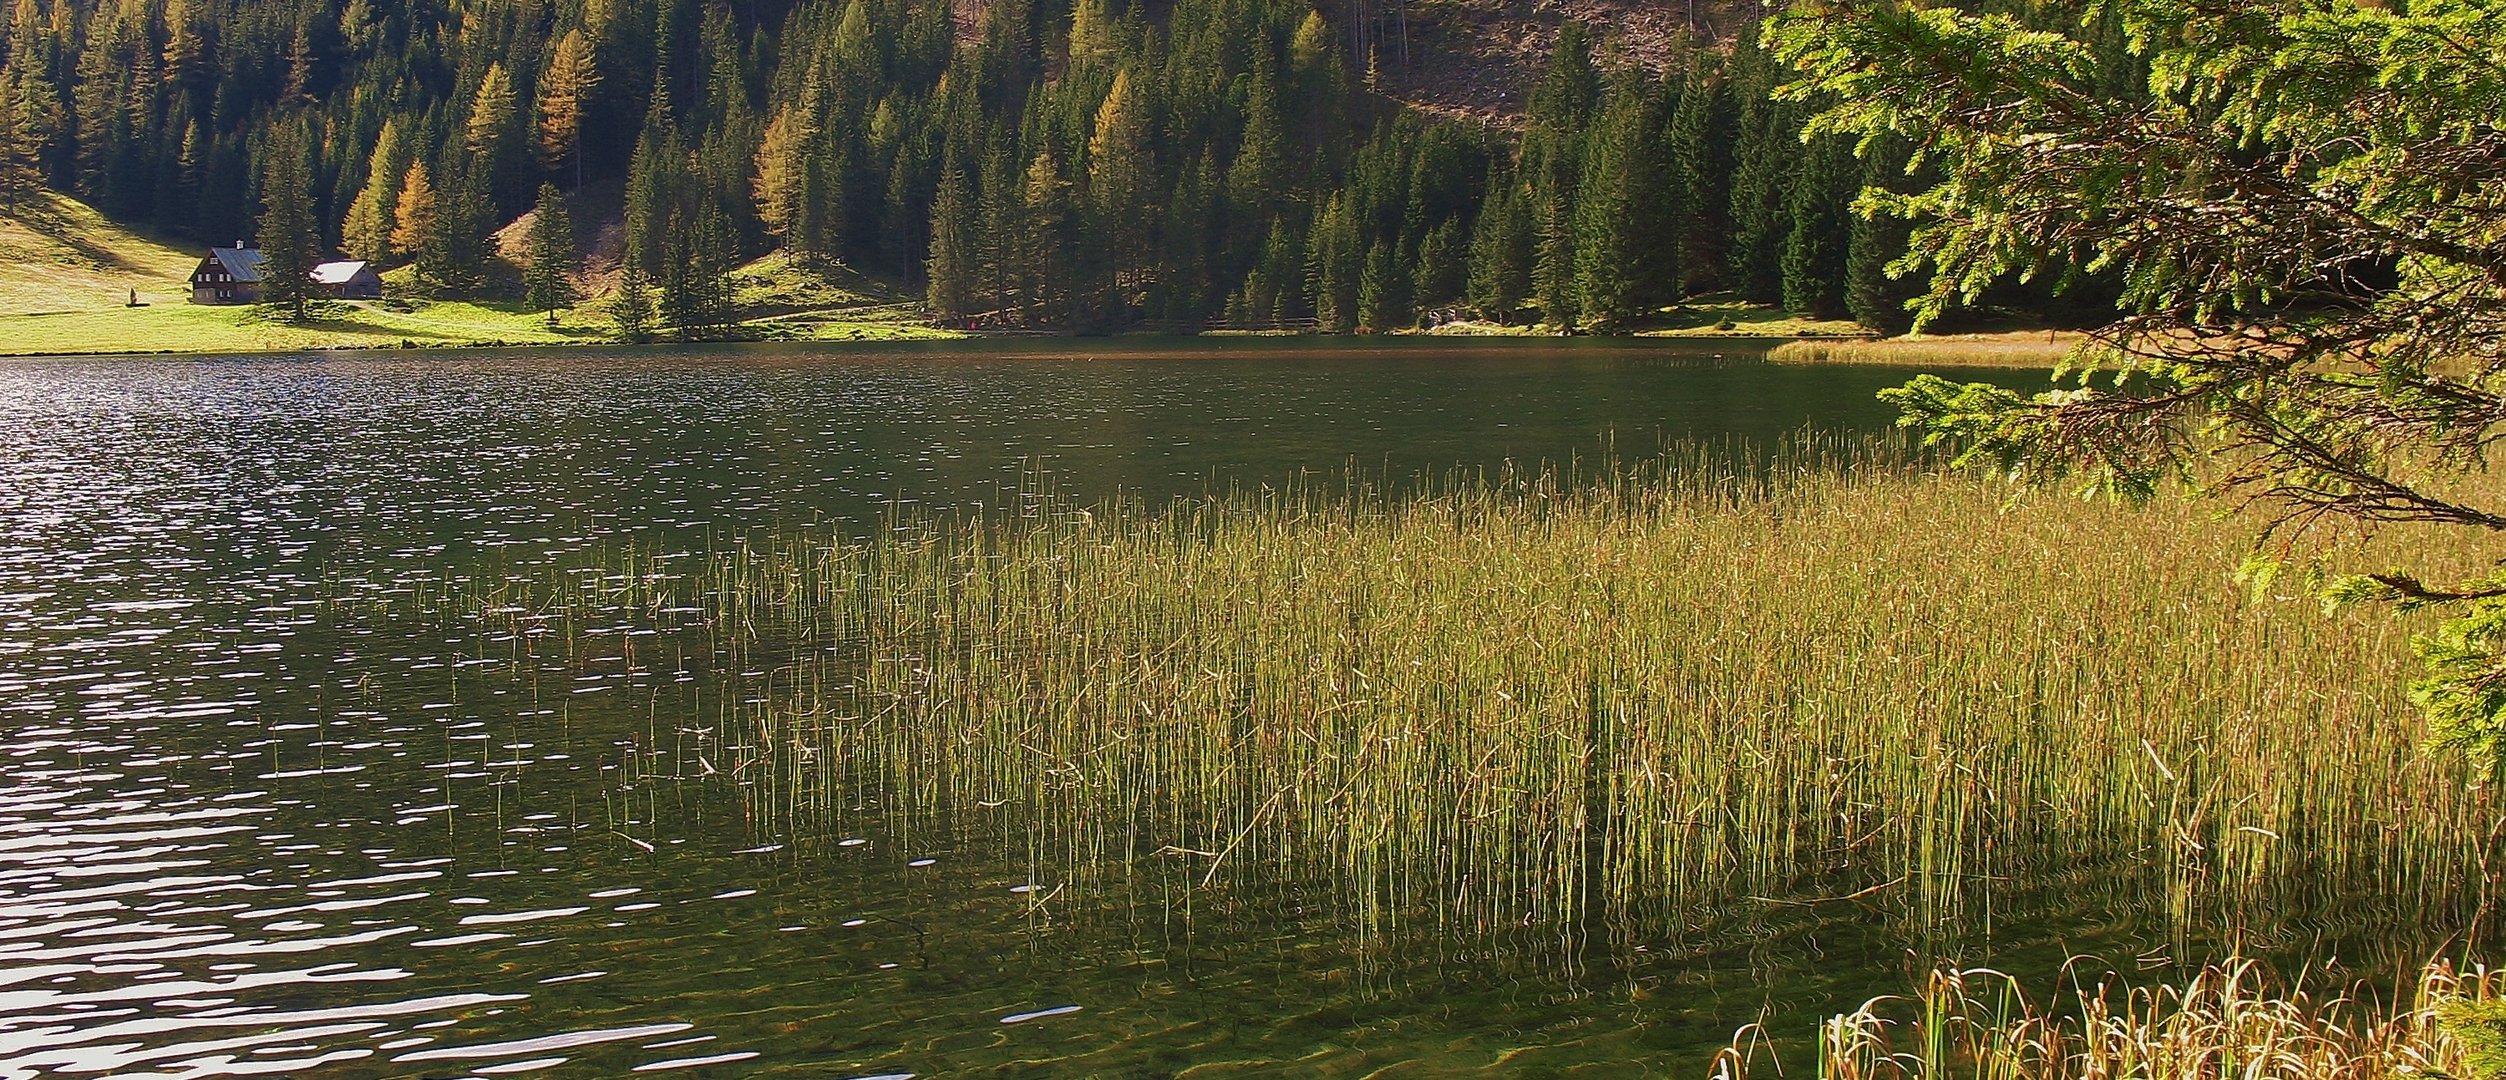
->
[1845,134,1922,334]
[1305,193,1360,333]
[523,183,578,325]
[1667,61,1736,295]
[925,154,975,319]
[1357,239,1410,333]
[0,70,34,208]
[1725,35,1795,305]
[1571,76,1653,330]
[1467,167,1532,322]
[255,121,319,323]
[1414,219,1466,315]
[1781,132,1856,319]
[609,262,658,342]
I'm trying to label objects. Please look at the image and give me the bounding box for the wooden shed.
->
[312,260,383,299]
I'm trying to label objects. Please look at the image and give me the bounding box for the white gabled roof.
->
[311,260,372,285]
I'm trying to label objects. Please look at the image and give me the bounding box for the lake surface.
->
[0,339,2096,1077]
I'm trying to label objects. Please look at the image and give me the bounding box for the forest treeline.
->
[0,0,2118,334]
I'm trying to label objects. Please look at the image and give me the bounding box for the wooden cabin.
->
[312,260,382,299]
[188,247,386,304]
[189,242,265,304]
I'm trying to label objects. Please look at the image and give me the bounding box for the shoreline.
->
[0,322,2079,365]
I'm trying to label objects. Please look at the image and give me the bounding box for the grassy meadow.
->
[0,191,954,355]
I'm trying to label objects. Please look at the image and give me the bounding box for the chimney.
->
[235,240,245,249]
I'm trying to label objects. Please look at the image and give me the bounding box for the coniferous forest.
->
[0,0,2116,336]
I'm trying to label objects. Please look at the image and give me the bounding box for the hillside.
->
[0,191,201,314]
[1369,0,1759,123]
[0,192,953,356]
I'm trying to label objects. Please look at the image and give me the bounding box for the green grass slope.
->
[0,191,953,356]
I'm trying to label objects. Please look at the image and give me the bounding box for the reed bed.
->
[1768,333,2086,368]
[440,436,2499,951]
[1715,958,2504,1080]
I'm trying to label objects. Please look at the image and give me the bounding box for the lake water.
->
[0,339,2108,1078]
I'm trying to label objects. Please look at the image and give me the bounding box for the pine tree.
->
[1468,167,1532,322]
[0,69,34,209]
[524,183,578,325]
[1781,132,1856,320]
[1725,34,1795,305]
[1414,219,1466,315]
[1357,239,1410,332]
[925,153,975,319]
[609,262,658,342]
[255,121,319,322]
[1845,134,1922,334]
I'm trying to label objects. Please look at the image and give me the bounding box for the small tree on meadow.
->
[523,183,577,326]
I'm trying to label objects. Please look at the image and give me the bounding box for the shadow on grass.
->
[7,193,173,274]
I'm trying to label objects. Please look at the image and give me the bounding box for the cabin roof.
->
[202,247,268,283]
[311,260,373,285]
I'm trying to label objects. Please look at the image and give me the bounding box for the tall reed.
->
[439,436,2501,955]
[1713,958,2503,1080]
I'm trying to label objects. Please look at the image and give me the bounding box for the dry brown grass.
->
[1769,331,2089,368]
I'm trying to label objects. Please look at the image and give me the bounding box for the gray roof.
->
[207,247,268,283]
[311,260,372,285]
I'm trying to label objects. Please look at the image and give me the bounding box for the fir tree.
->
[1357,239,1410,332]
[255,121,319,323]
[0,69,34,208]
[1844,134,1922,334]
[1413,219,1466,315]
[1306,193,1360,333]
[1725,34,1795,305]
[523,183,578,325]
[925,153,975,319]
[609,262,658,342]
[1467,167,1531,322]
[1667,61,1735,295]
[1781,132,1856,320]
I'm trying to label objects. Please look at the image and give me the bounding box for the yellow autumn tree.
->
[387,159,435,264]
[536,30,597,179]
